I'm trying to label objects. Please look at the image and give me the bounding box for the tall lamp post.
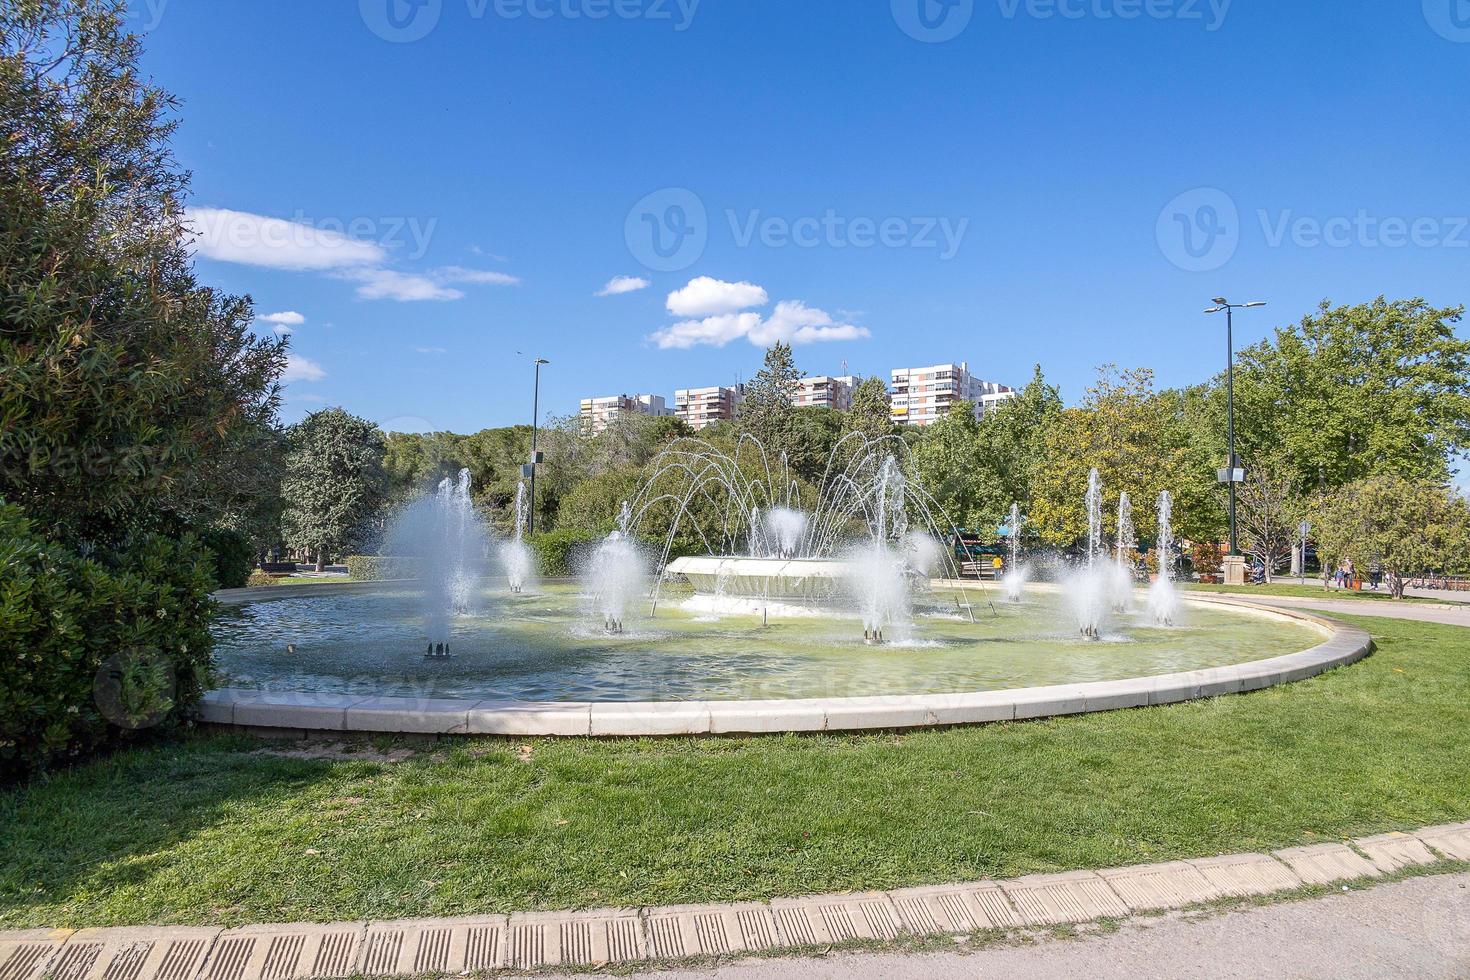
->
[527,357,549,537]
[1204,298,1265,557]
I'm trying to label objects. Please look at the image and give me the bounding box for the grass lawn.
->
[2,613,1467,930]
[1181,582,1453,603]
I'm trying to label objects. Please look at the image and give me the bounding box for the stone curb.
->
[199,594,1373,738]
[5,822,1464,979]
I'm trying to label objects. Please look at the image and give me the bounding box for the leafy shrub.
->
[527,529,603,578]
[245,570,277,587]
[200,527,255,589]
[0,504,216,780]
[344,555,423,581]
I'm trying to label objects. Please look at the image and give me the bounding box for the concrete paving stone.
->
[588,702,712,736]
[1096,862,1223,911]
[343,698,476,735]
[1272,844,1381,885]
[466,701,592,736]
[0,931,73,980]
[60,928,220,980]
[1143,673,1204,706]
[1415,821,1470,861]
[885,884,1019,934]
[705,700,828,734]
[196,693,235,725]
[1186,853,1302,897]
[643,903,781,958]
[208,923,364,980]
[820,697,940,731]
[1076,680,1151,713]
[768,893,906,946]
[999,871,1130,925]
[504,909,645,969]
[358,918,489,976]
[1353,832,1441,873]
[230,693,364,731]
[921,691,1017,726]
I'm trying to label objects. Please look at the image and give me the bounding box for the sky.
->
[131,0,1470,437]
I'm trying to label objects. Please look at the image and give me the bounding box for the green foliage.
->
[528,528,602,578]
[343,555,421,582]
[843,375,894,442]
[1307,474,1470,598]
[0,0,286,540]
[198,527,254,590]
[280,409,387,569]
[737,342,801,459]
[909,402,996,534]
[0,503,215,780]
[1228,297,1470,492]
[554,468,642,536]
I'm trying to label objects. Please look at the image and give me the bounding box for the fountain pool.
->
[212,582,1326,703]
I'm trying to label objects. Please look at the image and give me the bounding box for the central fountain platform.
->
[665,556,852,602]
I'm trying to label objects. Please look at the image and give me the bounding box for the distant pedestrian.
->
[1369,561,1383,590]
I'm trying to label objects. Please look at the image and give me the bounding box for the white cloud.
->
[437,266,521,286]
[259,310,305,336]
[415,346,448,354]
[282,354,327,382]
[650,312,765,350]
[186,208,385,270]
[649,300,869,350]
[750,301,871,346]
[597,275,651,297]
[666,277,769,317]
[338,268,463,302]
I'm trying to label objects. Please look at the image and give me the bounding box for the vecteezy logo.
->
[1156,188,1239,272]
[93,649,176,732]
[124,0,169,33]
[360,0,442,43]
[625,188,708,272]
[891,0,974,43]
[1424,0,1470,41]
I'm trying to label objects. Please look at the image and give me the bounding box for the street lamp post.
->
[528,357,549,537]
[1204,298,1266,558]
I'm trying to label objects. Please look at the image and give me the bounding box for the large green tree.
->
[0,0,286,541]
[1224,297,1470,492]
[843,375,894,442]
[738,342,802,459]
[281,409,386,570]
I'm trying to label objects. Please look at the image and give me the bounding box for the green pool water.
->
[210,584,1322,702]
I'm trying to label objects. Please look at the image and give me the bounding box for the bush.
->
[0,504,216,781]
[344,555,423,581]
[528,529,603,578]
[245,570,277,587]
[200,527,255,589]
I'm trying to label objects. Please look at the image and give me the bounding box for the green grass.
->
[1181,582,1454,603]
[2,613,1468,930]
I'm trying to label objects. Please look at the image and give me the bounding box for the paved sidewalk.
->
[1239,593,1470,627]
[4,823,1467,980]
[571,872,1470,979]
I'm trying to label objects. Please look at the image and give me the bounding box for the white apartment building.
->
[674,385,743,431]
[579,393,671,434]
[889,362,1015,427]
[794,375,860,412]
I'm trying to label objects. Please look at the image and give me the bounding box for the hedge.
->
[0,503,216,781]
[200,527,255,589]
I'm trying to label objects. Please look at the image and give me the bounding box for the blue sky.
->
[135,0,1469,435]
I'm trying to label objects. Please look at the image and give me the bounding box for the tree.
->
[1228,297,1470,493]
[1309,474,1467,599]
[739,342,801,456]
[0,0,286,541]
[1031,366,1211,548]
[972,364,1063,514]
[281,409,386,570]
[1227,450,1298,581]
[909,401,999,533]
[844,376,894,442]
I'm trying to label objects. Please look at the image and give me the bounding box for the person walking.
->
[1369,560,1383,591]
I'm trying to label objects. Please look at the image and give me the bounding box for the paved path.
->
[5,824,1468,980]
[563,872,1470,980]
[1239,593,1470,627]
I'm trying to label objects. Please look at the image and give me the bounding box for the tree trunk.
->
[1390,572,1406,600]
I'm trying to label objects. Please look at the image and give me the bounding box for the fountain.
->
[1110,491,1136,614]
[498,481,537,594]
[1148,490,1180,626]
[1071,468,1109,640]
[384,468,489,657]
[583,501,649,634]
[1004,502,1028,603]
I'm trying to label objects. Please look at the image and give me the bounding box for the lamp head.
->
[1212,297,1228,306]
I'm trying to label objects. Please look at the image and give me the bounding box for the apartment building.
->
[889,362,1015,427]
[794,375,860,412]
[674,385,743,431]
[578,393,671,435]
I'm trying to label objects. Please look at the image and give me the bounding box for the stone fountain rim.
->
[203,582,1373,737]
